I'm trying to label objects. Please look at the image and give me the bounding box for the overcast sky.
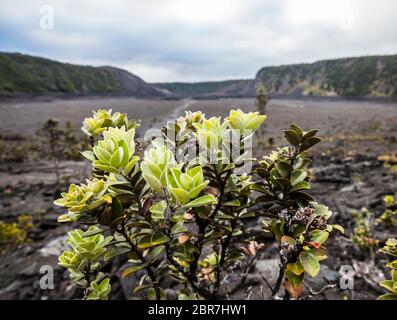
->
[0,0,396,82]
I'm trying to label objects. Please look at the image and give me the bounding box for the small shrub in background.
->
[0,214,33,254]
[351,208,379,255]
[378,238,397,300]
[376,195,397,225]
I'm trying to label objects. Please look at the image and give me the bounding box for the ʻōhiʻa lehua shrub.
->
[54,108,343,300]
[377,238,397,300]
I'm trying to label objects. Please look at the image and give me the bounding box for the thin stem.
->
[304,283,337,299]
[188,165,230,295]
[189,217,207,280]
[272,262,286,299]
[209,168,231,219]
[160,188,213,299]
[213,219,236,296]
[120,222,161,300]
[259,272,274,293]
[82,261,92,300]
[165,247,213,299]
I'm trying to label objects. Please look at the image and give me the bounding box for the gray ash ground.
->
[0,97,396,300]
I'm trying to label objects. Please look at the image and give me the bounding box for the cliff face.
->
[103,67,165,98]
[0,52,165,98]
[255,55,397,98]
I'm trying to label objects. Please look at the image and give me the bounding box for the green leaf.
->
[286,262,305,276]
[104,247,131,261]
[331,224,345,234]
[299,137,321,153]
[138,231,169,249]
[149,201,166,222]
[289,191,315,202]
[183,195,217,208]
[379,280,397,293]
[392,270,397,282]
[226,251,244,262]
[180,174,194,190]
[147,287,167,300]
[118,140,130,167]
[284,269,304,288]
[290,124,304,137]
[301,129,318,143]
[216,212,234,220]
[122,263,148,278]
[290,170,307,186]
[281,235,295,245]
[290,181,310,192]
[170,188,190,204]
[133,284,154,293]
[315,204,332,219]
[299,252,320,277]
[269,176,283,191]
[111,198,124,221]
[58,213,80,223]
[171,220,188,234]
[173,245,194,262]
[147,245,165,261]
[99,278,110,291]
[81,150,96,161]
[292,225,306,238]
[275,161,293,177]
[255,194,275,203]
[284,129,301,146]
[83,228,104,237]
[124,156,140,175]
[223,199,241,206]
[310,229,329,245]
[250,183,269,193]
[272,219,285,242]
[232,229,243,236]
[276,177,291,188]
[239,211,256,219]
[93,162,119,174]
[110,181,133,191]
[93,146,112,164]
[110,146,123,167]
[196,207,210,220]
[377,293,397,300]
[309,247,328,261]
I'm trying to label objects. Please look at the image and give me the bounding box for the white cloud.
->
[30,30,100,48]
[120,62,184,83]
[166,0,246,24]
[284,0,348,26]
[0,0,396,81]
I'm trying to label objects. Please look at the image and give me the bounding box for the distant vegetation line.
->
[0,51,396,99]
[256,54,397,98]
[152,79,255,99]
[0,52,165,98]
